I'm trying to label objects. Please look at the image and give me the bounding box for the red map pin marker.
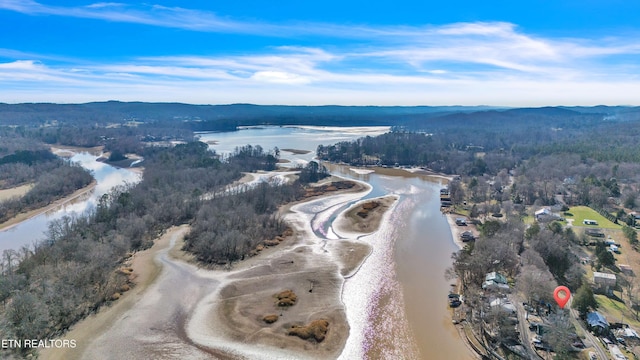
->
[554,286,571,309]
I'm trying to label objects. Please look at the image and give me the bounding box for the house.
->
[482,272,509,290]
[534,207,561,222]
[534,208,551,219]
[490,297,516,314]
[593,272,617,289]
[586,312,609,334]
[583,219,598,225]
[616,327,640,345]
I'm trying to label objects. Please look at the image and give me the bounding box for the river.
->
[201,126,473,359]
[0,151,141,253]
[10,126,472,359]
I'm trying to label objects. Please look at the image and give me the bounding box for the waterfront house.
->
[482,272,509,291]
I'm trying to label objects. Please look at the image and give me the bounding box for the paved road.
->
[567,300,609,360]
[512,296,543,359]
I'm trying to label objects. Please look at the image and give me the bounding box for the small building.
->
[535,208,551,219]
[483,272,509,291]
[490,298,516,314]
[610,244,620,253]
[586,312,609,334]
[593,272,617,289]
[455,218,467,226]
[583,219,598,225]
[585,228,605,237]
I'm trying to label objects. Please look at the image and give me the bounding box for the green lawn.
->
[595,294,640,329]
[565,206,622,230]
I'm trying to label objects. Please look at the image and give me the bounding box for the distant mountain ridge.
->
[0,101,638,130]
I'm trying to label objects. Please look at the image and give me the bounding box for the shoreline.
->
[36,170,473,359]
[202,177,376,358]
[39,175,379,360]
[0,180,97,232]
[40,225,190,360]
[443,210,486,359]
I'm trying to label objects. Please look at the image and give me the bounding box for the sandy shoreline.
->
[38,176,380,359]
[445,213,478,250]
[36,171,475,360]
[0,180,97,231]
[40,225,190,360]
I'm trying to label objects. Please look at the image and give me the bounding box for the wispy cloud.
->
[1,1,640,105]
[0,0,295,35]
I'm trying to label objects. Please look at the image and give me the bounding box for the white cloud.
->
[251,71,311,84]
[1,2,640,105]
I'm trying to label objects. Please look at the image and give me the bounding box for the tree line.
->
[0,141,286,357]
[183,160,329,263]
[0,137,94,224]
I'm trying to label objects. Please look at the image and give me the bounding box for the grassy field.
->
[595,294,640,330]
[0,183,33,201]
[565,206,622,230]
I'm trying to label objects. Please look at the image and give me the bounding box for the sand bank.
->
[333,195,398,236]
[41,225,191,360]
[39,174,388,359]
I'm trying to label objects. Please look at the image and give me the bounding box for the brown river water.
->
[330,166,474,359]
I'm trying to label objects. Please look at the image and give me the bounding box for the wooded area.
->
[0,140,286,356]
[2,102,640,357]
[0,134,94,224]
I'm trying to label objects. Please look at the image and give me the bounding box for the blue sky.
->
[1,1,640,106]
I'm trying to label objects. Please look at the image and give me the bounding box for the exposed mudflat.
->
[42,176,385,359]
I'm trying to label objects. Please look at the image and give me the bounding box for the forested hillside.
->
[0,142,283,357]
[0,132,94,224]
